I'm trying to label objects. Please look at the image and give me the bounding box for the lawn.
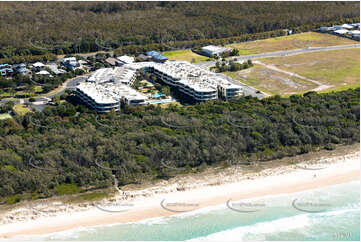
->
[227,32,358,56]
[224,65,318,96]
[13,104,31,116]
[224,48,359,95]
[261,48,360,91]
[0,113,12,120]
[162,49,210,63]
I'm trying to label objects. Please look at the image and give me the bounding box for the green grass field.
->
[224,65,318,96]
[261,48,360,90]
[162,49,210,63]
[224,48,360,96]
[13,104,31,116]
[0,113,12,120]
[227,32,358,56]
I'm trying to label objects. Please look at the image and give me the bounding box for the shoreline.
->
[0,147,359,239]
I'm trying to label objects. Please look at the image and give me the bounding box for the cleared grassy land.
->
[227,32,358,55]
[0,113,12,120]
[13,104,30,116]
[261,48,360,92]
[224,65,318,95]
[162,49,209,63]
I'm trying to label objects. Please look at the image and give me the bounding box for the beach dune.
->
[0,149,359,239]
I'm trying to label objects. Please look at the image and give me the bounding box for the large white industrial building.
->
[201,45,232,57]
[76,60,243,113]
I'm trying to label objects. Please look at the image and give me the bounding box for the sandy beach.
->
[0,147,359,239]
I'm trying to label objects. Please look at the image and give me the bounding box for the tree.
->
[161,86,171,96]
[230,48,239,56]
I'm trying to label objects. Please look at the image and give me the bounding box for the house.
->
[62,57,79,69]
[32,62,45,72]
[46,64,66,75]
[18,67,32,76]
[333,29,349,35]
[201,45,232,57]
[13,63,26,70]
[105,57,118,66]
[0,64,13,77]
[145,51,168,63]
[350,30,360,40]
[320,26,335,32]
[334,24,353,30]
[341,24,354,30]
[36,70,53,77]
[78,60,88,66]
[116,56,135,65]
[136,54,151,62]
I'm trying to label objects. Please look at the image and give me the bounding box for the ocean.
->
[43,181,360,241]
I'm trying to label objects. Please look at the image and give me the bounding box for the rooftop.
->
[33,62,45,67]
[87,67,137,84]
[151,61,240,92]
[77,81,148,105]
[146,51,168,61]
[117,55,135,64]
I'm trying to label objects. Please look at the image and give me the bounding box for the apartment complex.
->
[76,81,148,113]
[87,66,138,86]
[76,60,243,113]
[144,61,242,101]
[76,67,148,113]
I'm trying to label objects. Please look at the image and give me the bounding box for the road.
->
[1,43,359,110]
[0,75,89,112]
[197,44,359,98]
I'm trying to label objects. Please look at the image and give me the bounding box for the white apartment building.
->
[87,66,138,86]
[76,82,148,113]
[144,61,242,101]
[76,67,147,113]
[76,61,243,112]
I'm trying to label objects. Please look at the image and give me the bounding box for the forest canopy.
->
[0,89,359,202]
[0,1,359,57]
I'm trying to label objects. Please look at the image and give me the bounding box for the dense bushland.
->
[0,2,359,58]
[0,89,359,202]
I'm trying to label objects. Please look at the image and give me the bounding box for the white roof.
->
[36,70,50,75]
[63,57,77,62]
[202,45,222,52]
[77,82,148,105]
[117,56,135,64]
[33,62,44,67]
[46,64,66,74]
[202,45,231,54]
[334,29,349,34]
[87,67,137,85]
[341,24,354,29]
[78,61,241,105]
[350,30,360,34]
[78,60,87,65]
[150,61,239,93]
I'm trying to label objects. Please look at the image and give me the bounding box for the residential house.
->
[32,62,45,72]
[146,51,168,63]
[0,64,14,77]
